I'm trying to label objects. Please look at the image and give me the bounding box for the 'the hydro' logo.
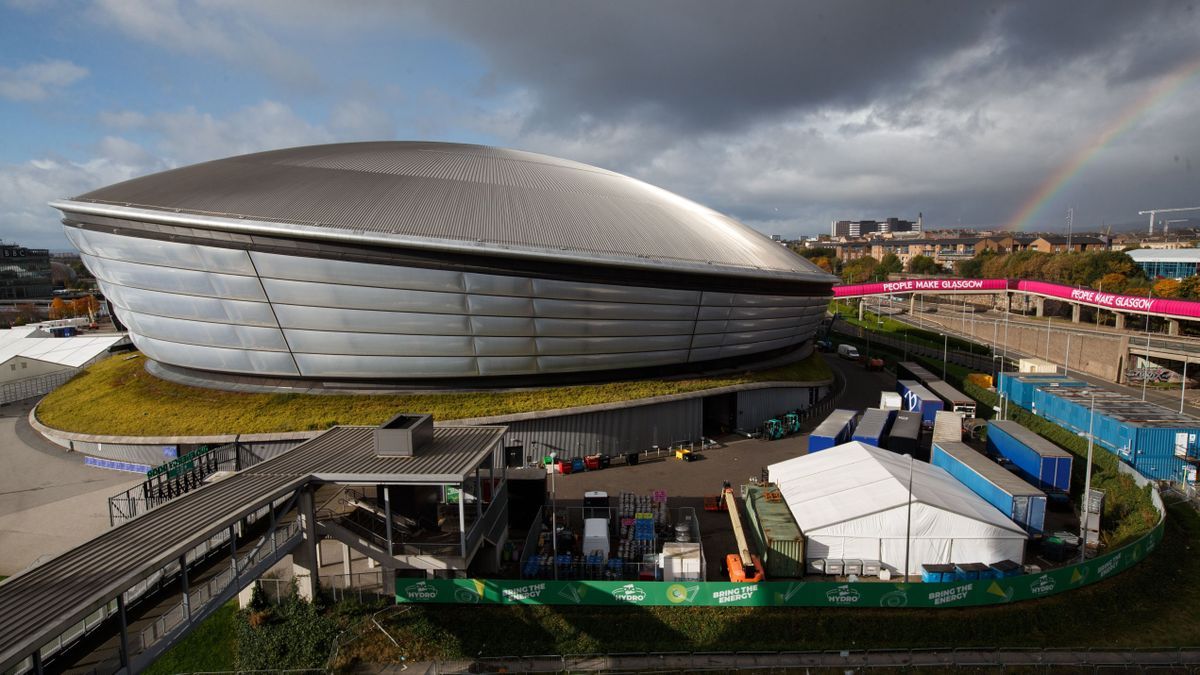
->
[403,581,439,601]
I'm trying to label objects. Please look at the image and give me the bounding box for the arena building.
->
[51,142,834,385]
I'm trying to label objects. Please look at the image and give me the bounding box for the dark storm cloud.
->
[425,0,1198,133]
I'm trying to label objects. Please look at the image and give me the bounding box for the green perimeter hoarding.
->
[397,521,1162,608]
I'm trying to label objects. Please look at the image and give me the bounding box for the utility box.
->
[661,542,703,582]
[582,518,610,558]
[374,413,434,457]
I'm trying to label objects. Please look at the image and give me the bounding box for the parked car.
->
[837,344,860,360]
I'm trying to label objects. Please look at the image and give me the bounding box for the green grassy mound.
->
[37,351,832,437]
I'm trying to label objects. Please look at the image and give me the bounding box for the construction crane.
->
[723,483,764,582]
[1139,206,1200,235]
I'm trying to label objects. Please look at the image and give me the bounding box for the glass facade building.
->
[1127,249,1200,280]
[0,244,52,300]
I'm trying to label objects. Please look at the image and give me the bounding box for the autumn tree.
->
[841,257,880,284]
[1153,278,1182,298]
[49,297,66,320]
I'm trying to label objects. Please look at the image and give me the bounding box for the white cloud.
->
[0,150,158,249]
[329,99,395,140]
[0,59,87,101]
[98,110,148,129]
[89,0,318,88]
[143,101,333,165]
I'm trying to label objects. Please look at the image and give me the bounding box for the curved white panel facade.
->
[66,225,829,380]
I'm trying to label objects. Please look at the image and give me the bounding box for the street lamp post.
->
[1182,355,1190,414]
[942,333,948,380]
[1079,393,1096,563]
[903,453,914,580]
[549,451,558,580]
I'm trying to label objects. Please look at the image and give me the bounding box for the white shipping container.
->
[879,392,902,410]
[1018,358,1058,374]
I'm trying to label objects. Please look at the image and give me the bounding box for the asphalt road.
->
[0,398,139,576]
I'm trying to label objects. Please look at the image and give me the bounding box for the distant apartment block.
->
[831,216,917,238]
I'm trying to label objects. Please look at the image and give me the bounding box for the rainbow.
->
[1003,54,1200,232]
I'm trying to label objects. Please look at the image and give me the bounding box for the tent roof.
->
[767,441,1026,536]
[0,327,125,369]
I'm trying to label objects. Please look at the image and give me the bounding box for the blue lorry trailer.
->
[986,420,1073,493]
[897,380,944,428]
[851,408,895,447]
[932,440,1047,535]
[809,409,859,452]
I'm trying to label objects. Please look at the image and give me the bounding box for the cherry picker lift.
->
[722,483,764,583]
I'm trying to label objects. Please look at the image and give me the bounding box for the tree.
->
[1153,278,1181,298]
[841,257,880,284]
[907,255,940,274]
[810,256,835,273]
[797,247,837,260]
[878,253,903,276]
[1179,275,1200,299]
[956,250,994,278]
[49,297,66,320]
[1094,272,1127,293]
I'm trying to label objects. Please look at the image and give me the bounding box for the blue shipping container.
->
[932,440,1046,535]
[1027,386,1200,481]
[987,420,1073,493]
[851,408,894,447]
[897,380,944,427]
[997,373,1085,410]
[809,409,859,452]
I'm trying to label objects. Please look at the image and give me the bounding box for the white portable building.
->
[767,442,1027,575]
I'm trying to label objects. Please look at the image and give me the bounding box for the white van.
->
[837,344,860,360]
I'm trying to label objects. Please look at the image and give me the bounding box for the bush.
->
[235,591,340,670]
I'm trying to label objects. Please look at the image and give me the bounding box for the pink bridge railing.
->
[832,278,1200,320]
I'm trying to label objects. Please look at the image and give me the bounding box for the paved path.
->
[0,398,137,576]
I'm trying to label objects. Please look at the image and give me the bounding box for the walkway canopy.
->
[767,442,1027,575]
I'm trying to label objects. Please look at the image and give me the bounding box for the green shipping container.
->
[744,485,805,578]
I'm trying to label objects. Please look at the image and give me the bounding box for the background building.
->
[1127,248,1200,279]
[0,243,52,300]
[54,142,836,385]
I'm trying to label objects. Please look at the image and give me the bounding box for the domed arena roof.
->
[64,141,830,281]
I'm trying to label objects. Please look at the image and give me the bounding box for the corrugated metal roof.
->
[0,424,503,667]
[933,440,1045,498]
[989,420,1072,458]
[63,142,828,279]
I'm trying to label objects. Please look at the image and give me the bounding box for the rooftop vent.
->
[374,413,434,457]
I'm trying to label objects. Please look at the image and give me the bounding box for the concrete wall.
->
[735,386,827,431]
[931,314,1128,382]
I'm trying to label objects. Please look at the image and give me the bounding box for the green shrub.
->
[235,591,340,670]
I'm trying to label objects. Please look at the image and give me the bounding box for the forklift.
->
[784,411,802,435]
[761,418,785,441]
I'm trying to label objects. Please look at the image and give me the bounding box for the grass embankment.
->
[143,602,237,674]
[830,300,987,355]
[37,352,832,437]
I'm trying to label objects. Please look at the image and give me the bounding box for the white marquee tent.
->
[767,441,1027,576]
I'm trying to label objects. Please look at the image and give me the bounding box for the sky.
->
[2,0,1199,251]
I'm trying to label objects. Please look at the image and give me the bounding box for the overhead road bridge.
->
[0,422,507,675]
[835,278,1200,336]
